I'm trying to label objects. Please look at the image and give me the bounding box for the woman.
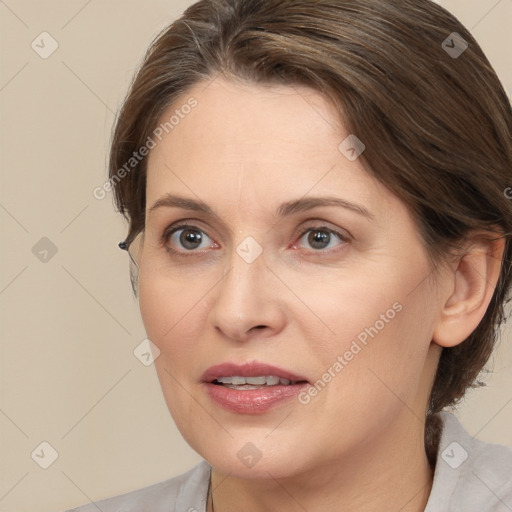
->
[67,0,512,510]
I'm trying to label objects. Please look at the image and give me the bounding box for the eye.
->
[294,225,349,252]
[162,224,217,254]
[160,222,350,257]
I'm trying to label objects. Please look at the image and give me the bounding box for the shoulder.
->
[425,411,512,512]
[63,459,211,512]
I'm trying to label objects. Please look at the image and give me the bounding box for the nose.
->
[209,247,287,343]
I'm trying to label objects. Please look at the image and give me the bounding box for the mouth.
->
[201,361,310,414]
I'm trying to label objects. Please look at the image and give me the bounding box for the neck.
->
[208,414,434,512]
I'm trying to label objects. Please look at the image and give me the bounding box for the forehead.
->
[144,77,394,222]
[151,78,343,160]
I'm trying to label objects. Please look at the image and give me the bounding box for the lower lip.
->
[204,382,309,414]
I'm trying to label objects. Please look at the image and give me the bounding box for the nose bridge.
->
[210,236,280,338]
[220,237,268,302]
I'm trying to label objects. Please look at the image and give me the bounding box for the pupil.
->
[308,230,329,249]
[181,229,202,249]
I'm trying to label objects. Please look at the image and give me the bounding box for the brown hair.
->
[109,0,512,467]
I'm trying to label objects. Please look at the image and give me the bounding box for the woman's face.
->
[138,77,444,478]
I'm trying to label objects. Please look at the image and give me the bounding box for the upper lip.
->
[202,361,309,383]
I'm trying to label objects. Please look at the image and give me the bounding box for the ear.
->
[432,233,506,348]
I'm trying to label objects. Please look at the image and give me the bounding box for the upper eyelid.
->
[163,220,347,237]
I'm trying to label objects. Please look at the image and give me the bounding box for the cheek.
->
[137,268,215,408]
[138,275,168,345]
[138,267,208,349]
[298,283,436,449]
[138,272,208,426]
[303,264,436,394]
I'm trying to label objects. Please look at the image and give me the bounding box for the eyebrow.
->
[147,193,374,220]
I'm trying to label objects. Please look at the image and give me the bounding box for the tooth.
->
[216,375,296,387]
[226,384,261,390]
[246,376,267,385]
[217,377,233,384]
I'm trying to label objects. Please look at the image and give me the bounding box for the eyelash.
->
[160,222,350,257]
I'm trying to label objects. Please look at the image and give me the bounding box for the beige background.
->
[0,1,511,511]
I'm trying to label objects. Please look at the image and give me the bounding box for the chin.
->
[189,430,310,480]
[208,451,299,480]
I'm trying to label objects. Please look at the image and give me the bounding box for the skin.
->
[135,77,504,512]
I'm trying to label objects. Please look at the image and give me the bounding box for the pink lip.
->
[201,361,309,415]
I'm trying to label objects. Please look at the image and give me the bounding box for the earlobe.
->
[432,234,505,348]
